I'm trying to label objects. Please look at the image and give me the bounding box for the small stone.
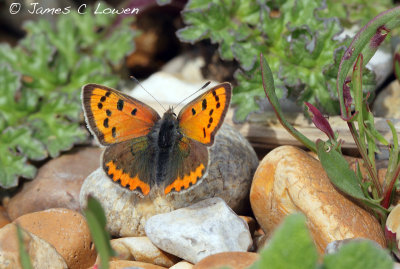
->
[169,261,194,269]
[7,147,102,220]
[254,234,268,252]
[107,260,167,269]
[239,216,257,236]
[80,124,258,237]
[110,236,180,267]
[145,198,252,264]
[193,252,259,269]
[0,223,68,268]
[13,208,96,269]
[0,206,10,228]
[250,146,385,253]
[373,80,400,119]
[325,238,385,255]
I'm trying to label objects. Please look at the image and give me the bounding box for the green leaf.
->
[251,214,318,269]
[84,196,115,269]
[316,140,386,216]
[260,54,316,152]
[323,240,393,269]
[317,139,368,201]
[17,225,33,269]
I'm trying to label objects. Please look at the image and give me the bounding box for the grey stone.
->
[145,197,252,264]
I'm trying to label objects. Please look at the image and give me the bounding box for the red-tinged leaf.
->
[370,25,390,49]
[343,78,352,111]
[305,102,334,140]
[394,52,400,82]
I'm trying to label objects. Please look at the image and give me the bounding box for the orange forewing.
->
[178,82,232,146]
[82,84,160,145]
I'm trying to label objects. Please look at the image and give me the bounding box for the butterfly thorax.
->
[150,108,181,150]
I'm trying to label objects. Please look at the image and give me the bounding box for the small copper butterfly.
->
[81,82,232,196]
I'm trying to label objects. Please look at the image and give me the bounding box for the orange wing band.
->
[164,163,205,194]
[106,161,150,195]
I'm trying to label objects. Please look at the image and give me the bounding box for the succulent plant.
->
[176,0,389,121]
[0,3,138,188]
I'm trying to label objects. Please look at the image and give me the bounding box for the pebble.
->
[13,208,96,269]
[6,147,102,220]
[0,206,10,228]
[250,146,386,253]
[110,236,180,267]
[106,260,167,269]
[0,223,68,268]
[373,80,400,119]
[80,124,258,237]
[169,261,194,269]
[192,252,259,269]
[145,197,252,264]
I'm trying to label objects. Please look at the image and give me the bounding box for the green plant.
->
[250,214,393,269]
[0,2,138,188]
[321,0,393,27]
[176,0,386,121]
[17,225,33,269]
[261,5,400,249]
[84,196,115,269]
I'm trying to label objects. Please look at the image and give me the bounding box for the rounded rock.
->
[193,252,259,269]
[0,223,68,268]
[250,146,385,253]
[7,147,102,220]
[13,208,96,269]
[80,124,258,237]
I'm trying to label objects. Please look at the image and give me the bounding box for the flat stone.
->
[13,208,96,269]
[145,198,252,264]
[7,147,102,220]
[80,124,258,237]
[0,223,67,268]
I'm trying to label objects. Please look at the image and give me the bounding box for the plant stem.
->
[347,121,382,198]
[382,162,400,208]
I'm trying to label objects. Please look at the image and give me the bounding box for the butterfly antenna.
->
[130,76,167,112]
[174,81,211,109]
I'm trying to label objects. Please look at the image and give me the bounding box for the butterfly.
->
[81,82,232,197]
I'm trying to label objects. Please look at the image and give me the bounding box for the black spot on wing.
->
[97,103,103,109]
[192,108,196,115]
[202,99,207,110]
[112,127,116,138]
[106,109,112,116]
[117,99,124,111]
[103,118,109,128]
[131,108,137,116]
